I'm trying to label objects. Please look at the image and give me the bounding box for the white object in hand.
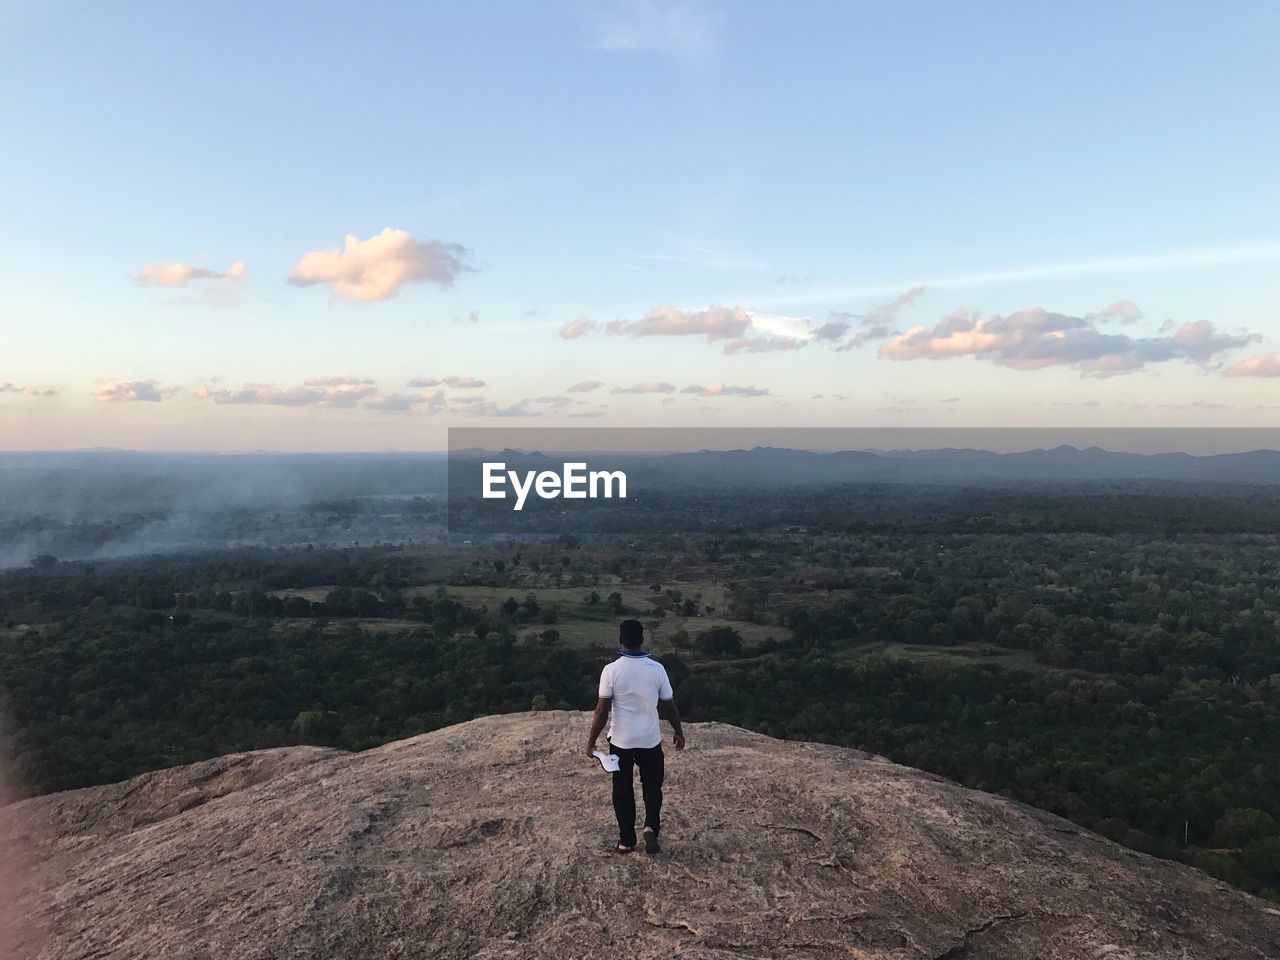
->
[592,750,620,773]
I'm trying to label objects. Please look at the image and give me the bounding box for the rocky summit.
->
[4,711,1279,959]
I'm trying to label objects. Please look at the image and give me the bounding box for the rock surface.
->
[5,711,1279,959]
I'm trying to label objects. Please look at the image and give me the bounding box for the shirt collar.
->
[618,649,650,658]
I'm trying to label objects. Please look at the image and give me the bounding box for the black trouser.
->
[608,741,664,846]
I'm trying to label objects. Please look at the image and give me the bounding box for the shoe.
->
[643,828,660,854]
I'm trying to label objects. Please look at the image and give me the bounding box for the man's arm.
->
[586,697,610,758]
[659,698,685,750]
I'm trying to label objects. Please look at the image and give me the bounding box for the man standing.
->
[586,619,685,853]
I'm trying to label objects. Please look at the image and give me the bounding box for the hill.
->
[4,712,1279,959]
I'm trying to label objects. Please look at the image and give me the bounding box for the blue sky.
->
[0,0,1277,450]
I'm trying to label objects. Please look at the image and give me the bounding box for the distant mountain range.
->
[453,444,1280,486]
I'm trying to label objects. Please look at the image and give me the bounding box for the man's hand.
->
[672,732,686,751]
[587,740,599,760]
[586,697,611,762]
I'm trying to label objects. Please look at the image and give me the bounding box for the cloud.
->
[722,335,805,354]
[578,303,815,354]
[135,260,246,287]
[880,305,1259,376]
[822,286,925,351]
[567,380,604,393]
[94,379,182,403]
[1158,400,1231,409]
[0,381,56,397]
[454,310,481,324]
[776,273,815,286]
[194,380,377,407]
[363,389,446,413]
[568,409,608,418]
[610,382,677,394]
[1225,352,1280,378]
[288,228,471,302]
[451,400,538,418]
[560,317,597,340]
[530,395,579,407]
[406,375,485,389]
[591,0,724,58]
[1093,299,1143,324]
[939,396,961,404]
[680,383,771,397]
[303,375,374,387]
[607,305,752,341]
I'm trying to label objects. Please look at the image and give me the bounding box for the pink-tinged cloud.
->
[559,317,597,339]
[194,381,377,407]
[94,379,182,403]
[610,382,677,394]
[722,335,805,354]
[288,228,471,302]
[1225,352,1280,378]
[135,260,246,287]
[1098,299,1143,324]
[607,305,752,341]
[680,383,771,397]
[880,305,1259,376]
[567,380,605,392]
[0,382,56,397]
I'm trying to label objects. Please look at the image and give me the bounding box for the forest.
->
[0,482,1277,901]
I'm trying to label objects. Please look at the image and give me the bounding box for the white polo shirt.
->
[599,651,674,749]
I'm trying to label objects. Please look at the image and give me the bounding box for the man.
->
[586,619,685,854]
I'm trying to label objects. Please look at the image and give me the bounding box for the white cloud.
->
[288,228,471,302]
[95,380,182,403]
[1225,353,1280,378]
[567,380,605,393]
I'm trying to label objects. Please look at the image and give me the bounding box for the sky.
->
[0,0,1277,451]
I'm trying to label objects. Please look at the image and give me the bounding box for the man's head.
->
[619,619,644,650]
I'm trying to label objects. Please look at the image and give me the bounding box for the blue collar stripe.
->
[619,650,650,658]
